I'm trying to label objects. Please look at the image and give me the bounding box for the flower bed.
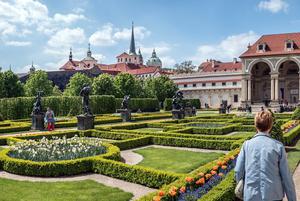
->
[8,136,106,162]
[152,154,238,201]
[281,120,299,134]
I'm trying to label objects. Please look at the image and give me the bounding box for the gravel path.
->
[0,171,156,201]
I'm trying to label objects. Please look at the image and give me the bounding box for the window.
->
[222,82,226,86]
[212,82,216,86]
[285,40,294,51]
[257,43,266,52]
[258,44,264,50]
[233,82,237,86]
[234,95,238,102]
[184,84,187,88]
[125,58,128,62]
[193,83,196,87]
[135,57,137,60]
[286,42,292,48]
[202,83,206,87]
[129,58,131,62]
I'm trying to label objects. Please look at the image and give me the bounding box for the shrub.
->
[115,98,159,112]
[283,125,300,145]
[292,107,300,120]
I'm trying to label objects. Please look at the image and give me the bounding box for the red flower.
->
[158,191,165,197]
[212,165,219,171]
[185,177,194,183]
[180,186,186,193]
[221,165,227,170]
[211,170,217,175]
[198,172,204,177]
[196,177,205,185]
[205,174,212,179]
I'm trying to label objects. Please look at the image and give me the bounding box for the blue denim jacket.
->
[234,132,296,201]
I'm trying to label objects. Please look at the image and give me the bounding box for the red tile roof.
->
[240,32,300,58]
[199,60,242,72]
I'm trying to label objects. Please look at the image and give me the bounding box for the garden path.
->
[120,145,228,165]
[0,171,156,201]
[283,164,300,201]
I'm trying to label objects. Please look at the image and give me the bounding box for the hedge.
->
[0,96,162,120]
[115,98,159,112]
[283,124,300,145]
[163,98,201,111]
[0,143,121,177]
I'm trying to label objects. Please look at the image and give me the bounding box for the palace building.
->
[171,32,300,109]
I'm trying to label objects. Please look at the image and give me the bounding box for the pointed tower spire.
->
[69,47,73,61]
[87,43,92,57]
[152,48,157,57]
[30,61,35,73]
[129,22,136,55]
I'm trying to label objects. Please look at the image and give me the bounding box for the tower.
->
[129,22,137,55]
[69,48,73,61]
[138,48,143,65]
[146,49,162,68]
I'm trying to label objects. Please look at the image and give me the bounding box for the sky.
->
[1,0,300,73]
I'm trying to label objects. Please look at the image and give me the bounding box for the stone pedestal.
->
[31,114,45,130]
[77,115,95,130]
[172,109,185,119]
[117,109,131,122]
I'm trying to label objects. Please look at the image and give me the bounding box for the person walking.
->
[235,111,296,201]
[44,107,55,131]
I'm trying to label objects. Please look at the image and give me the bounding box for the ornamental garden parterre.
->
[0,97,299,201]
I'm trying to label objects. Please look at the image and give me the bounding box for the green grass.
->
[0,178,133,201]
[287,138,300,173]
[133,127,164,132]
[134,147,224,173]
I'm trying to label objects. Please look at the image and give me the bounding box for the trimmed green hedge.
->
[283,124,300,145]
[115,98,159,112]
[163,98,201,111]
[0,143,121,177]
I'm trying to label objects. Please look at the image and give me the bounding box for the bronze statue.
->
[32,91,43,115]
[80,85,92,116]
[121,95,130,110]
[172,91,184,110]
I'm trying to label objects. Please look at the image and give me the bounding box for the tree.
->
[174,60,196,74]
[24,70,53,96]
[52,85,63,96]
[64,73,92,96]
[0,71,5,98]
[92,74,116,95]
[3,70,24,97]
[145,75,178,103]
[114,73,138,97]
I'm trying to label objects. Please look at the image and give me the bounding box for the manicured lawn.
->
[0,178,133,201]
[134,147,224,173]
[287,138,300,173]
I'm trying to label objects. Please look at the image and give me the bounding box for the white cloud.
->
[89,24,116,46]
[89,23,151,47]
[0,21,16,36]
[53,13,86,24]
[190,31,259,64]
[258,0,288,13]
[5,40,31,46]
[47,28,86,48]
[160,56,176,68]
[114,26,151,40]
[93,53,106,62]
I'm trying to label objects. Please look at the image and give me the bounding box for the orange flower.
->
[196,177,205,185]
[169,190,177,197]
[211,170,217,175]
[158,191,165,197]
[198,172,204,177]
[217,161,222,166]
[153,196,161,201]
[205,174,212,179]
[185,177,194,183]
[212,165,219,171]
[180,186,186,193]
[221,165,227,170]
[218,173,224,177]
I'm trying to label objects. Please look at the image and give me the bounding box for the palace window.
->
[257,43,266,52]
[212,82,216,86]
[129,58,131,62]
[285,39,294,51]
[233,81,237,86]
[184,84,188,88]
[125,58,128,62]
[234,95,238,102]
[193,83,196,87]
[222,82,226,86]
[202,83,206,87]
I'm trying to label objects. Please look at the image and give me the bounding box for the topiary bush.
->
[268,109,283,143]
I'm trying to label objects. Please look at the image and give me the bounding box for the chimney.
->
[233,58,237,63]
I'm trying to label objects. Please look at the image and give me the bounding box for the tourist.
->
[235,111,296,201]
[44,107,55,131]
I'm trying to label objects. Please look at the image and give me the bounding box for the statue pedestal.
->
[172,109,185,119]
[116,109,131,122]
[31,114,45,130]
[77,115,95,130]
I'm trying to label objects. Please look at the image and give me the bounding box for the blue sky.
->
[1,0,300,73]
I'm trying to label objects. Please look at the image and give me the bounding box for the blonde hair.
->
[255,111,273,132]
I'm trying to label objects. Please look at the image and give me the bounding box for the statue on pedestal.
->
[79,85,92,116]
[32,91,43,115]
[31,91,44,130]
[121,95,130,110]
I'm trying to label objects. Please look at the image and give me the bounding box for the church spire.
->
[87,43,92,57]
[69,47,73,61]
[129,22,136,55]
